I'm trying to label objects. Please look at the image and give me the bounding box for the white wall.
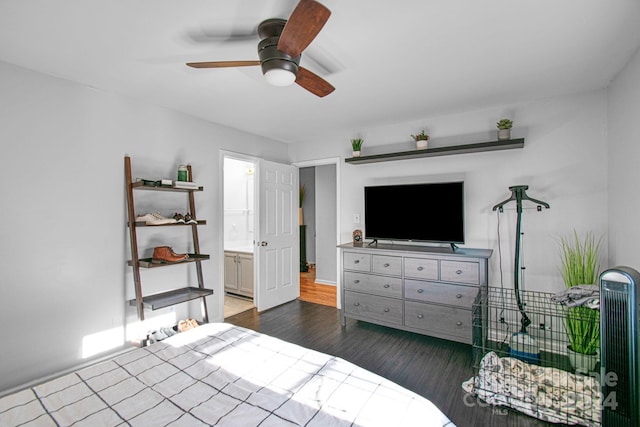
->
[289,90,610,296]
[0,61,288,392]
[607,47,640,268]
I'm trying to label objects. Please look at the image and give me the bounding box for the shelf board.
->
[131,182,203,192]
[132,220,206,227]
[345,138,524,165]
[129,287,213,310]
[129,253,210,268]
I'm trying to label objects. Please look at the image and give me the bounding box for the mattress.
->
[1,323,454,426]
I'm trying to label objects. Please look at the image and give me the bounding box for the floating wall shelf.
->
[345,138,524,165]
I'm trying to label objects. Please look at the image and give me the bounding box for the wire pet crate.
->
[463,286,602,426]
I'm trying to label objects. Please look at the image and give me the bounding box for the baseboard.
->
[313,280,336,287]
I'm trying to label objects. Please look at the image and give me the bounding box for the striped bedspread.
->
[1,323,454,426]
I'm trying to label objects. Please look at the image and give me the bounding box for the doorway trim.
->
[293,157,342,309]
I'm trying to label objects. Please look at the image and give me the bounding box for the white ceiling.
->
[1,0,639,144]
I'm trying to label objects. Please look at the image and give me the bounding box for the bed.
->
[1,323,454,426]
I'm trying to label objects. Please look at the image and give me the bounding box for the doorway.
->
[297,161,339,307]
[223,157,256,318]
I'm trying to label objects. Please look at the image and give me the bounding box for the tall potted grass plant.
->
[559,230,602,372]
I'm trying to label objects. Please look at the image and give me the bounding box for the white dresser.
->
[339,243,492,344]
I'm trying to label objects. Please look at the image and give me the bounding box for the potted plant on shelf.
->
[411,130,430,149]
[496,119,513,140]
[350,138,363,157]
[559,230,602,373]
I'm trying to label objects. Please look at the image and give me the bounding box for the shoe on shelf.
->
[178,318,199,332]
[149,329,168,342]
[160,326,177,338]
[173,212,185,224]
[178,319,192,332]
[152,246,189,263]
[184,213,197,224]
[149,327,177,343]
[136,212,177,225]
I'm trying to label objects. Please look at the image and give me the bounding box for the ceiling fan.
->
[186,0,334,97]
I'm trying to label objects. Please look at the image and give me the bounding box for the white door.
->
[255,160,299,311]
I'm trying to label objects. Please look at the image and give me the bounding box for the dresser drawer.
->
[343,252,371,272]
[404,300,471,342]
[344,291,403,325]
[440,260,479,284]
[344,272,402,298]
[371,255,402,276]
[404,279,477,308]
[404,257,439,280]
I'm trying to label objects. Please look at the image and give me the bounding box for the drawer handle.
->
[456,321,462,326]
[354,279,360,284]
[456,269,463,275]
[354,302,360,306]
[383,284,390,288]
[456,293,462,298]
[417,289,424,293]
[417,314,424,319]
[384,263,390,267]
[417,266,424,271]
[384,308,390,312]
[354,260,360,264]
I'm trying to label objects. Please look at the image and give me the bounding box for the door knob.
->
[261,241,268,246]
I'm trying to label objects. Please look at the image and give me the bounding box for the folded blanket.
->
[551,285,599,310]
[462,351,601,426]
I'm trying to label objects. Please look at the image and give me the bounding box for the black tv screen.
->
[364,182,464,244]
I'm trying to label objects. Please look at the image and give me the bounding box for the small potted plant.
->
[411,130,430,149]
[496,119,513,140]
[350,138,363,157]
[559,230,602,373]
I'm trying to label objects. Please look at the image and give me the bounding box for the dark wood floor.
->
[226,299,554,427]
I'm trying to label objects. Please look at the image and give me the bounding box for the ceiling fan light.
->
[264,68,296,87]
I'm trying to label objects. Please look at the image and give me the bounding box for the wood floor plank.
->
[225,300,553,427]
[300,268,336,307]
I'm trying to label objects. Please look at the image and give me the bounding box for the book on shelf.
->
[172,180,199,189]
[136,178,161,187]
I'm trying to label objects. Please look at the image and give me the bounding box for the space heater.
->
[600,266,640,426]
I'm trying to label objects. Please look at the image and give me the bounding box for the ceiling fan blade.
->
[278,0,331,58]
[186,60,260,68]
[296,67,335,97]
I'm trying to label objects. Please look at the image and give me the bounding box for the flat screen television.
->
[364,181,464,245]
